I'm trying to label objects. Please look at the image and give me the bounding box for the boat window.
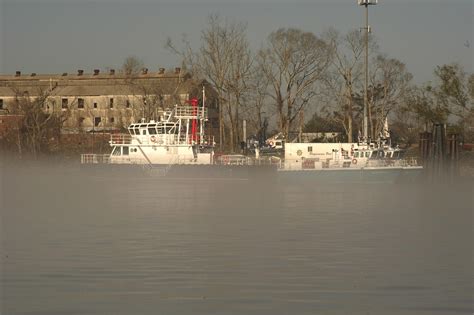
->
[354,152,359,158]
[134,128,140,135]
[112,147,121,156]
[123,146,129,156]
[142,129,147,135]
[378,151,385,158]
[148,128,157,135]
[308,146,312,153]
[365,152,370,158]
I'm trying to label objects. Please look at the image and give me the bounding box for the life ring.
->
[297,149,303,156]
[352,158,357,164]
[269,141,274,146]
[150,135,156,142]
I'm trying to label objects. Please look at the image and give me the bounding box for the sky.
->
[0,0,472,84]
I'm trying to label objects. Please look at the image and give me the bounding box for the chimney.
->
[175,67,181,74]
[15,71,21,77]
[109,69,115,75]
[158,68,165,74]
[31,73,37,77]
[93,69,100,75]
[77,69,84,76]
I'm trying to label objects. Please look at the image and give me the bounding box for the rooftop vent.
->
[175,67,181,74]
[15,71,21,77]
[142,68,148,75]
[109,69,115,75]
[62,72,68,76]
[77,69,84,76]
[93,69,100,75]
[31,73,37,77]
[158,68,165,74]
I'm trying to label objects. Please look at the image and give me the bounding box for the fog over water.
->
[1,161,473,315]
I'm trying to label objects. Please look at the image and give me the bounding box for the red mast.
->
[187,97,199,144]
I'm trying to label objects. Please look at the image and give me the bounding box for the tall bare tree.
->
[242,68,272,143]
[368,55,413,139]
[398,63,473,140]
[167,14,252,151]
[319,28,366,142]
[8,87,72,158]
[258,28,332,139]
[128,82,165,122]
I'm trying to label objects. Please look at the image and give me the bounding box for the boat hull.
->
[277,167,424,184]
[80,163,277,180]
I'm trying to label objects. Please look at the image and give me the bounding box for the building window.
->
[93,102,98,109]
[126,100,130,108]
[109,98,114,108]
[78,98,84,109]
[110,117,115,123]
[0,99,4,109]
[94,117,101,127]
[62,98,68,109]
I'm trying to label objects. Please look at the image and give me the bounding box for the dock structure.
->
[420,124,460,182]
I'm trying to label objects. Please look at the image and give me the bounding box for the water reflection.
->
[1,162,472,315]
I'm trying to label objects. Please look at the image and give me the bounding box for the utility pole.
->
[358,0,377,143]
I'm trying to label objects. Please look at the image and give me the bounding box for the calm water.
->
[1,163,473,315]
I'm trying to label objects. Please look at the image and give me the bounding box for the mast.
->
[358,0,377,143]
[200,86,205,144]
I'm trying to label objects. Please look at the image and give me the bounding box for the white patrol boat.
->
[278,140,423,183]
[283,141,419,170]
[82,103,214,167]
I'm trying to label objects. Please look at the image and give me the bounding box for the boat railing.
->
[117,134,215,146]
[81,154,111,164]
[110,134,132,145]
[216,155,280,166]
[174,106,208,119]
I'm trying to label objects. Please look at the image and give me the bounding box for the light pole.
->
[358,0,377,143]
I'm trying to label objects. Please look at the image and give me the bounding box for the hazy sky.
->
[0,0,472,83]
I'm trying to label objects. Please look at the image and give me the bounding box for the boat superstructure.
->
[84,103,215,166]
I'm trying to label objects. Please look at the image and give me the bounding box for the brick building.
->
[0,68,219,136]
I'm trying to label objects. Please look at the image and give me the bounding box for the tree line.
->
[167,14,473,151]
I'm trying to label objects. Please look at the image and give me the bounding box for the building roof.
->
[0,69,197,97]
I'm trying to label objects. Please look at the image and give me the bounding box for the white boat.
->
[283,141,420,170]
[278,140,423,183]
[82,103,215,167]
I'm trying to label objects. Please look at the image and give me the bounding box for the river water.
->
[1,163,472,315]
